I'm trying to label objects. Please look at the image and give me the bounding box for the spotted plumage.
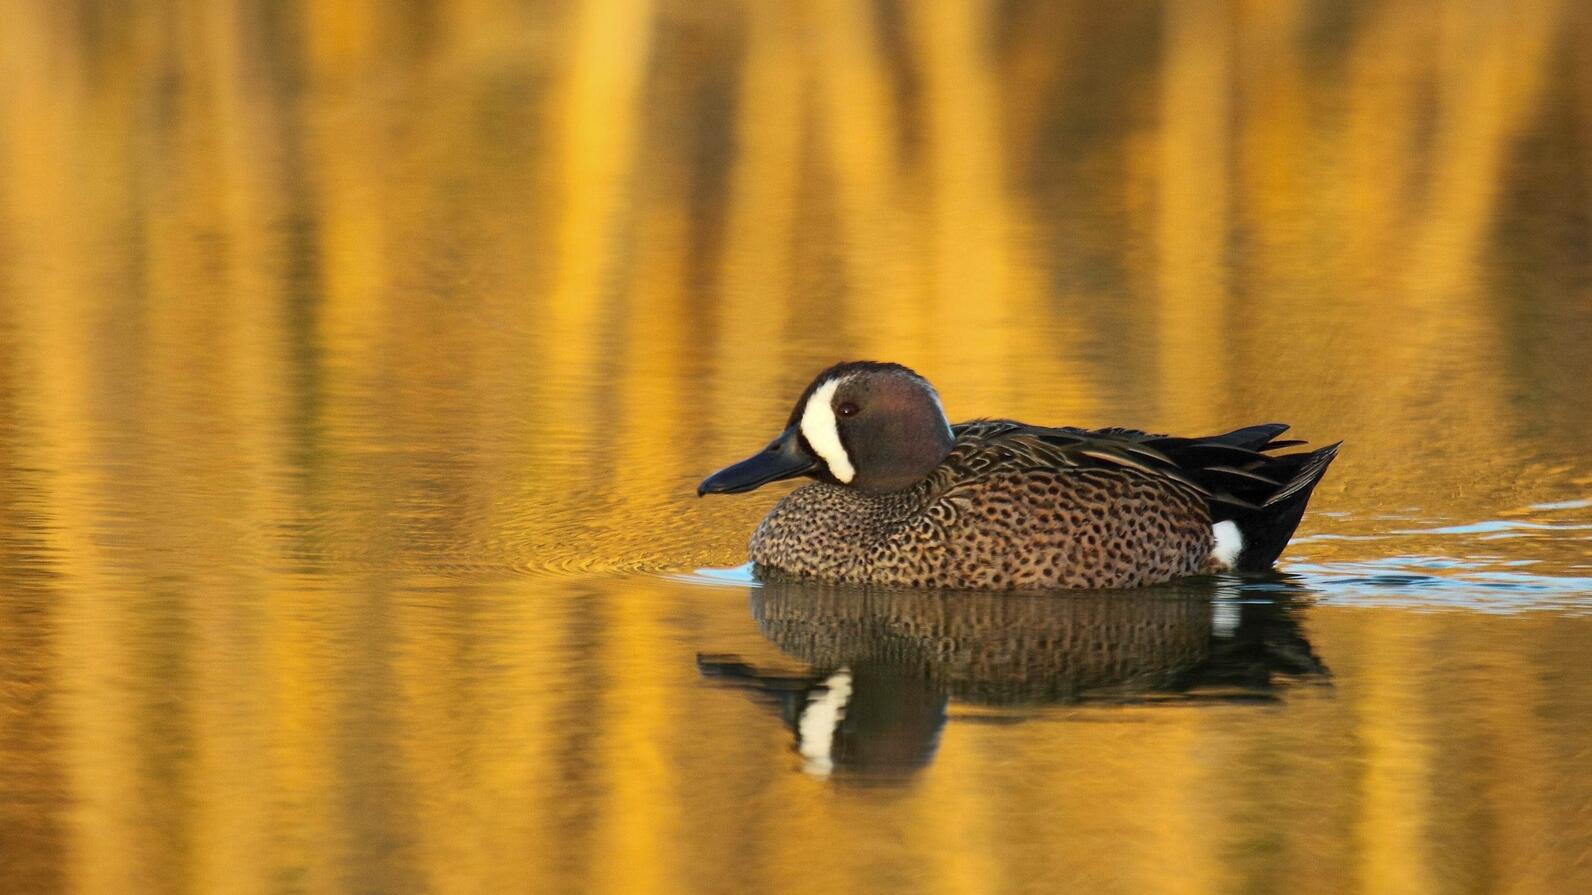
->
[700,362,1340,590]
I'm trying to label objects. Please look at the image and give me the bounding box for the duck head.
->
[699,361,956,496]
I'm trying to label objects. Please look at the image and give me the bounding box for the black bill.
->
[698,426,819,495]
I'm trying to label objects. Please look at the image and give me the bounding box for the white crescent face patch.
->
[799,378,856,484]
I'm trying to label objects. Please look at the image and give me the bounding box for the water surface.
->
[2,2,1591,893]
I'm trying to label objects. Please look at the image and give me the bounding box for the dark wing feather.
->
[1193,423,1292,450]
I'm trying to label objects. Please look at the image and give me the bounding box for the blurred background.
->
[1,1,1590,893]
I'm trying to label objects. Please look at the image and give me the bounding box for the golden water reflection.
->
[7,573,1592,894]
[2,1,1592,893]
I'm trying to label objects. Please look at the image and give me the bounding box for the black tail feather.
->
[1218,442,1341,571]
[1199,423,1292,451]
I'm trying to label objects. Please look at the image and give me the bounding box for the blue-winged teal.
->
[699,361,1340,589]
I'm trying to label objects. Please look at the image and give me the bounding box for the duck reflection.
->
[699,577,1327,780]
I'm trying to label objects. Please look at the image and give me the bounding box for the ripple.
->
[1528,499,1592,511]
[665,564,759,588]
[510,553,695,579]
[1291,557,1592,612]
[1393,520,1592,536]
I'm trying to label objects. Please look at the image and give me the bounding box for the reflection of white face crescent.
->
[797,668,853,777]
[799,378,855,484]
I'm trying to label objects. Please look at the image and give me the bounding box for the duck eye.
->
[836,402,859,417]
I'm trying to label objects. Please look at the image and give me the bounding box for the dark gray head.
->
[699,361,956,496]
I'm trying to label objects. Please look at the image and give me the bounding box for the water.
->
[2,2,1591,893]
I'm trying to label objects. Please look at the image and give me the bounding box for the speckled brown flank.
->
[749,423,1215,589]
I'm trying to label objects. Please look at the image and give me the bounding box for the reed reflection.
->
[700,578,1327,780]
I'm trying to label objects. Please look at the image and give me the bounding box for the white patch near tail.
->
[797,668,852,777]
[1210,520,1244,570]
[799,378,856,483]
[1211,599,1240,638]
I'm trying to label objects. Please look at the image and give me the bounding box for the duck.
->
[698,361,1340,589]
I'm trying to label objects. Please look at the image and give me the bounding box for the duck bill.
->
[698,426,820,496]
